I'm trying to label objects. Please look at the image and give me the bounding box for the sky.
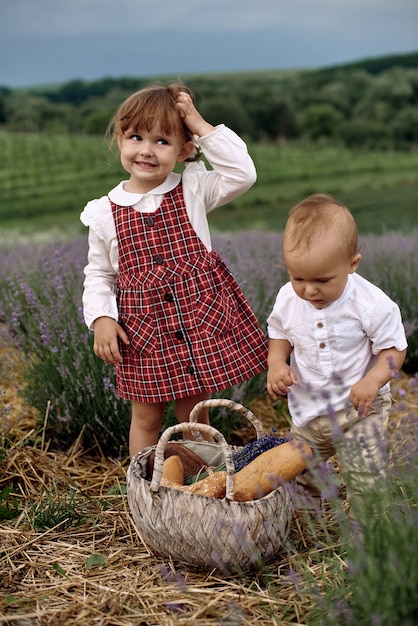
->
[1,0,417,88]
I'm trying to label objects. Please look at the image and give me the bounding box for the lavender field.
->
[0,229,417,454]
[1,230,417,625]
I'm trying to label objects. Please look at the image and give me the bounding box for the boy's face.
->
[284,234,361,309]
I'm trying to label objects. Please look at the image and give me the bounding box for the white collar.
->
[108,172,181,206]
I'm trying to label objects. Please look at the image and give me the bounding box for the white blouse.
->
[81,124,256,329]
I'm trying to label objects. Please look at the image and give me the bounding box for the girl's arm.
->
[178,93,256,211]
[82,228,119,330]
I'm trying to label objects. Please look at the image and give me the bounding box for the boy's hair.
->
[107,82,196,153]
[284,193,359,257]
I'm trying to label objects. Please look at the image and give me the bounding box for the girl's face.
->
[118,126,193,194]
[284,234,361,309]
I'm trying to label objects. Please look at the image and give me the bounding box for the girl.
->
[81,82,268,457]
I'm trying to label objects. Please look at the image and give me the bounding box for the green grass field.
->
[1,132,417,239]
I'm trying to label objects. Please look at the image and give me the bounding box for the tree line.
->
[1,51,417,148]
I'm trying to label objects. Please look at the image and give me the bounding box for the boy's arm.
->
[349,346,407,417]
[267,338,298,398]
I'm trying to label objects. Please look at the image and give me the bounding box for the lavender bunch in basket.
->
[231,432,289,472]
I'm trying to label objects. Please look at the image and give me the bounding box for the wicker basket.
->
[127,399,294,573]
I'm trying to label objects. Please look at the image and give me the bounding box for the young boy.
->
[267,194,407,518]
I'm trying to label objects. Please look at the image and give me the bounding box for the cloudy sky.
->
[1,0,417,87]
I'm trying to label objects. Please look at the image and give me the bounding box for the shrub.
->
[0,240,131,456]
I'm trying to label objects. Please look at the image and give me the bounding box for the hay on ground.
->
[0,369,416,625]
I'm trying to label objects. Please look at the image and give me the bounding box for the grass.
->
[1,133,418,237]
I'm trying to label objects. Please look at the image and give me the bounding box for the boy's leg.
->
[130,400,166,458]
[337,391,392,520]
[290,417,338,512]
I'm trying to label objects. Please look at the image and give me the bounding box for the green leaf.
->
[0,484,13,502]
[85,553,107,572]
[107,482,127,496]
[53,562,67,577]
[0,484,20,520]
[5,594,19,605]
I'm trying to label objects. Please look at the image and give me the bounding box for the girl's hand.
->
[176,91,215,137]
[93,316,129,365]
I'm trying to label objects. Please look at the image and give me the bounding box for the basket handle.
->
[150,422,236,500]
[189,399,265,440]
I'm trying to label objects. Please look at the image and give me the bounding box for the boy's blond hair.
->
[284,193,359,258]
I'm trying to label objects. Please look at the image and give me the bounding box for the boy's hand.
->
[93,316,129,365]
[350,347,407,417]
[267,363,298,398]
[349,377,380,417]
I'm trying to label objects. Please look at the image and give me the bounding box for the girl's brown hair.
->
[107,82,200,159]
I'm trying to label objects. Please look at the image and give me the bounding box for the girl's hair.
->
[284,193,359,257]
[107,82,201,161]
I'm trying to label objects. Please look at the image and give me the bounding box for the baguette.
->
[232,440,312,501]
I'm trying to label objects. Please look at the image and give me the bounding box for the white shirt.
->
[267,273,408,426]
[80,124,256,329]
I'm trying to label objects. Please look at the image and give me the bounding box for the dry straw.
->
[1,371,416,625]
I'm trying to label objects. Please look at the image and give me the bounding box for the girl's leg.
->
[130,400,166,458]
[175,391,212,441]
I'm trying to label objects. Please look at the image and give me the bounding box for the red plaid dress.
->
[111,182,268,403]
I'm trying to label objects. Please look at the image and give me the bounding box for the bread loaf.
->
[160,455,227,498]
[147,442,207,478]
[161,454,185,485]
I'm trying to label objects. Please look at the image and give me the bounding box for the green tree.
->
[390,106,418,145]
[297,103,344,140]
[200,97,251,136]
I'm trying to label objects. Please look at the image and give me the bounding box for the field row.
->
[1,133,418,236]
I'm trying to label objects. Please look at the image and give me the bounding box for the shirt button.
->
[154,254,163,264]
[175,331,183,340]
[317,322,324,328]
[145,216,154,226]
[164,293,174,302]
[186,365,195,374]
[319,342,326,349]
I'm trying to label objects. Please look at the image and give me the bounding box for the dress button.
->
[186,365,195,374]
[164,293,174,302]
[319,342,326,349]
[317,322,324,328]
[145,216,154,226]
[175,331,183,340]
[154,254,163,264]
